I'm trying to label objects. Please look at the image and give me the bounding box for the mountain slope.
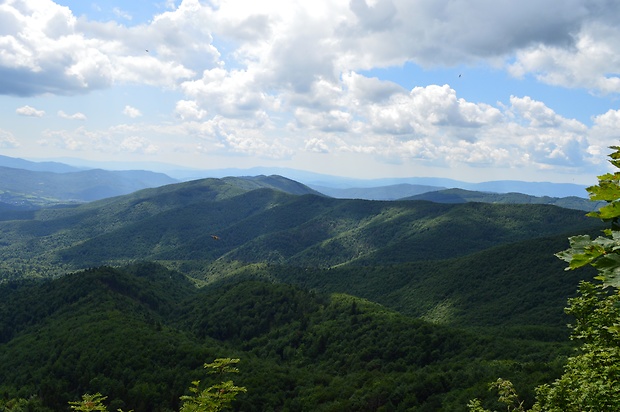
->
[0,166,178,205]
[0,176,323,279]
[0,264,573,411]
[0,264,213,411]
[0,172,603,410]
[0,174,600,283]
[241,231,598,335]
[216,200,599,268]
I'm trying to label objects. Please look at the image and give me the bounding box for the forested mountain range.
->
[402,187,602,211]
[309,183,445,200]
[0,174,599,282]
[0,154,84,173]
[0,171,605,411]
[308,181,592,202]
[0,154,590,204]
[0,174,602,333]
[0,263,585,411]
[0,165,177,206]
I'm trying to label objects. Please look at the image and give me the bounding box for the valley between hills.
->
[0,160,606,411]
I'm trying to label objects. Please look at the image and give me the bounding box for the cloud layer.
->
[2,0,620,178]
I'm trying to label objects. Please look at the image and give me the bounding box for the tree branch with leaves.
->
[68,358,246,412]
[470,146,620,412]
[179,358,247,412]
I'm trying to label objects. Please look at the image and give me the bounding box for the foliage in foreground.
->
[68,359,246,412]
[179,358,246,412]
[470,146,620,411]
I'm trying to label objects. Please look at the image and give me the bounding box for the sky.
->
[1,0,620,184]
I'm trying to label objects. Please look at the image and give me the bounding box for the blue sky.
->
[2,0,620,184]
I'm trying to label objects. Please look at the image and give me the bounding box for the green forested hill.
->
[0,176,605,410]
[0,175,600,281]
[241,233,597,335]
[0,176,321,279]
[0,264,574,411]
[0,176,601,333]
[0,176,601,331]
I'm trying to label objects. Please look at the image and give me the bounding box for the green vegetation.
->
[66,358,245,412]
[69,393,113,411]
[0,263,574,411]
[469,146,620,411]
[0,159,612,410]
[0,176,599,281]
[179,358,246,412]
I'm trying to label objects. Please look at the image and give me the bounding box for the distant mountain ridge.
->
[220,175,324,196]
[309,183,445,200]
[308,180,589,200]
[0,154,83,173]
[0,155,592,209]
[0,165,178,206]
[25,155,590,198]
[401,187,601,211]
[182,168,590,198]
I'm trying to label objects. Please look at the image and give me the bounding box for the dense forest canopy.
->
[1,152,617,410]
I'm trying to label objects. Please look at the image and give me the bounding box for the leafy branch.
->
[179,358,246,412]
[69,393,114,412]
[556,145,620,288]
[68,358,245,412]
[470,146,620,411]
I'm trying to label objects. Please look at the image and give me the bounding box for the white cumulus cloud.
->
[16,105,45,117]
[175,100,207,120]
[120,136,159,154]
[2,0,619,179]
[304,137,330,153]
[123,105,142,118]
[58,110,86,120]
[0,129,19,148]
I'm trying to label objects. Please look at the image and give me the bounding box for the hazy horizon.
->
[10,154,591,195]
[1,1,618,185]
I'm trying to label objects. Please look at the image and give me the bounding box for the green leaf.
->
[608,145,620,168]
[592,254,620,288]
[587,177,620,202]
[69,393,108,412]
[590,202,620,220]
[555,235,610,270]
[205,358,241,374]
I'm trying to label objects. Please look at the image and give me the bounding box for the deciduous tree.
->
[470,146,620,411]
